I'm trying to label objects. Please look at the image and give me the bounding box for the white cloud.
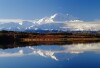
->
[0,19,23,23]
[0,50,24,57]
[61,21,100,31]
[62,43,100,54]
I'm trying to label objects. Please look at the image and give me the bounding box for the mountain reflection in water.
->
[0,42,100,61]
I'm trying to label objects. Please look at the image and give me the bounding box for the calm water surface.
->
[0,43,100,68]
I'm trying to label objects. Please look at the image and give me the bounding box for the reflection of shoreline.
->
[0,41,100,49]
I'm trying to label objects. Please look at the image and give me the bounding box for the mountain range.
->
[0,13,100,32]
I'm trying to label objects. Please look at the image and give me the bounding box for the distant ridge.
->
[0,13,99,32]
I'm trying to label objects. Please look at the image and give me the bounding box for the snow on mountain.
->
[34,13,77,24]
[0,13,99,31]
[0,19,38,31]
[34,15,54,24]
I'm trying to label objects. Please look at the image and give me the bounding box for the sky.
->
[0,0,99,21]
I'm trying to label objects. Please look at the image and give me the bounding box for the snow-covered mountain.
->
[0,13,100,32]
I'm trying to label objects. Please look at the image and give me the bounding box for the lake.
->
[0,42,100,68]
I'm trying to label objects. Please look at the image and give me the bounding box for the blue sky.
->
[0,0,99,21]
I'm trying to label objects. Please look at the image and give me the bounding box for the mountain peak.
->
[35,13,78,24]
[50,13,58,19]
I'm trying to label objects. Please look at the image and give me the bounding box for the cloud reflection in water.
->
[0,43,100,61]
